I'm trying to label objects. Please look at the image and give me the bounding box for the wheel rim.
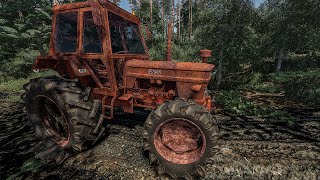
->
[153,118,206,164]
[35,95,70,147]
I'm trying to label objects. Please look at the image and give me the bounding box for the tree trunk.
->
[136,0,141,7]
[172,0,175,21]
[150,0,153,28]
[188,0,193,38]
[178,0,180,41]
[190,0,192,37]
[161,0,164,36]
[188,0,191,38]
[216,51,223,87]
[166,22,173,61]
[275,47,286,73]
[52,0,59,5]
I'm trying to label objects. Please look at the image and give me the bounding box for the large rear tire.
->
[143,99,219,179]
[21,76,105,163]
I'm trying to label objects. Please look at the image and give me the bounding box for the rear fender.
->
[33,56,58,70]
[33,56,91,78]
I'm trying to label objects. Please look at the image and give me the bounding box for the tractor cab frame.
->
[35,0,148,91]
[34,1,151,118]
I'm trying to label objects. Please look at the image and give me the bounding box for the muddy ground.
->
[0,102,319,180]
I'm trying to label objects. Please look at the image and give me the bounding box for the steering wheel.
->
[114,50,129,54]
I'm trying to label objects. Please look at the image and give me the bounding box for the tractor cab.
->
[53,3,147,55]
[35,0,148,93]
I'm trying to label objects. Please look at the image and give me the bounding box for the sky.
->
[119,0,265,13]
[119,1,131,12]
[254,0,265,7]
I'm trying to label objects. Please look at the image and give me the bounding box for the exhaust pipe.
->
[200,49,212,63]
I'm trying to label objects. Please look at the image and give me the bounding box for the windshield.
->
[108,12,145,54]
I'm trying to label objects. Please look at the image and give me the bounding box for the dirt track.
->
[0,102,319,179]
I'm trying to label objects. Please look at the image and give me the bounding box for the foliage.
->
[244,70,320,106]
[6,158,44,180]
[215,90,296,124]
[0,70,57,102]
[270,70,320,106]
[1,49,40,79]
[282,52,320,71]
[194,0,259,72]
[148,38,199,61]
[0,0,52,79]
[258,0,320,54]
[216,91,258,116]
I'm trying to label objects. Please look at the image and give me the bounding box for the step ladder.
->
[102,95,118,119]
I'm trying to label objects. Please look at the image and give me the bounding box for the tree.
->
[150,0,153,29]
[193,0,257,86]
[177,0,181,40]
[259,0,320,72]
[0,0,52,78]
[188,0,192,38]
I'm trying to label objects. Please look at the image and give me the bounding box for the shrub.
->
[1,48,39,80]
[215,90,296,124]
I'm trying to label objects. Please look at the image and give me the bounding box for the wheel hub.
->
[154,118,206,164]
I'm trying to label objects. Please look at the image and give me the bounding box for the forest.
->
[0,0,319,179]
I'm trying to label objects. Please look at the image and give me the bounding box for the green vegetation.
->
[215,90,296,125]
[6,158,44,180]
[246,70,320,106]
[0,71,57,102]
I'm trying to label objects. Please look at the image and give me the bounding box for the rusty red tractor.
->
[21,0,219,179]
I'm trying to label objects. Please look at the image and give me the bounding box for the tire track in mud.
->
[1,102,319,179]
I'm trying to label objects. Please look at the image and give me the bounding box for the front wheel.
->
[143,100,219,179]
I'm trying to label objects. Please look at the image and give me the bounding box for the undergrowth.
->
[0,70,57,102]
[215,90,296,125]
[246,69,320,106]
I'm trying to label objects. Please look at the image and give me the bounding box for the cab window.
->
[55,12,78,53]
[82,11,103,54]
[108,12,145,54]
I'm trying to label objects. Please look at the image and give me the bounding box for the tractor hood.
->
[126,60,214,72]
[125,60,214,84]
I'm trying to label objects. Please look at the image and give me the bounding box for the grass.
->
[215,90,296,125]
[244,69,320,107]
[213,69,320,125]
[214,70,320,124]
[0,70,57,102]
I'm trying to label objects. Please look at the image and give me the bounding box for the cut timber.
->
[244,90,285,98]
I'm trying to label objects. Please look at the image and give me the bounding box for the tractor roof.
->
[52,0,140,24]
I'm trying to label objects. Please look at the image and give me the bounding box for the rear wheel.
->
[21,76,105,163]
[143,100,219,179]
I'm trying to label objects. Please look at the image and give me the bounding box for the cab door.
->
[79,9,115,93]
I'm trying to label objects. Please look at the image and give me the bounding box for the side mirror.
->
[90,1,102,26]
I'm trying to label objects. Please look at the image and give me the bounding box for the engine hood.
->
[126,60,214,72]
